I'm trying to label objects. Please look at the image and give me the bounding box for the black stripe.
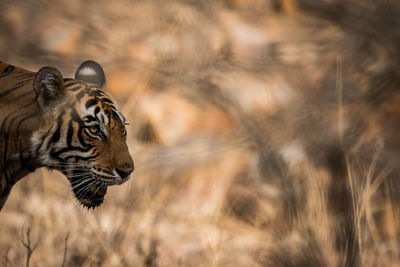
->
[69,108,89,147]
[110,110,123,122]
[0,98,36,180]
[2,65,14,73]
[47,127,61,149]
[14,100,38,137]
[83,115,97,122]
[70,108,82,123]
[1,113,12,183]
[15,78,32,87]
[51,144,94,161]
[68,86,82,92]
[16,73,35,79]
[46,111,65,149]
[16,111,39,171]
[85,98,98,109]
[66,120,74,146]
[65,81,82,87]
[0,83,27,99]
[0,95,35,181]
[104,110,111,125]
[76,90,85,101]
[77,126,88,147]
[0,65,15,78]
[88,89,103,96]
[101,98,113,104]
[54,145,93,155]
[15,90,34,99]
[64,154,98,161]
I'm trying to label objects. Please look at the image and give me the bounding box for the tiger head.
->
[31,60,134,208]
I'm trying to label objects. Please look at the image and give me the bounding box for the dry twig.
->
[19,226,40,267]
[61,231,70,267]
[3,246,10,267]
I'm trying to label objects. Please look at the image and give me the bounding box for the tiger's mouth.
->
[65,168,126,209]
[75,185,108,209]
[69,177,109,209]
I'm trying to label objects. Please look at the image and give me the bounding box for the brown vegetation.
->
[0,0,399,266]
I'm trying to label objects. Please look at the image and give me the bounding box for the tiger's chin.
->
[72,184,108,209]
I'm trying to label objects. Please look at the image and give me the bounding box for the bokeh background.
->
[1,0,400,266]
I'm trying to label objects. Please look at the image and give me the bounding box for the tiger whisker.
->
[61,166,88,171]
[71,180,90,187]
[76,183,96,200]
[60,168,90,173]
[49,162,86,166]
[71,177,92,188]
[48,163,88,168]
[71,177,92,186]
[62,173,90,177]
[65,173,92,179]
[74,183,93,199]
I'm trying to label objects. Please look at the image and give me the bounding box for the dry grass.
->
[1,0,400,266]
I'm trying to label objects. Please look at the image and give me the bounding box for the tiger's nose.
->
[115,167,134,179]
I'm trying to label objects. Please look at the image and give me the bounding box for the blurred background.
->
[1,0,400,266]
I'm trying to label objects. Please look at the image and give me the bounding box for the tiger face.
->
[31,61,134,208]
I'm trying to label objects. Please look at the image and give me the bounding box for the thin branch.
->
[61,232,70,267]
[3,246,10,267]
[19,226,40,267]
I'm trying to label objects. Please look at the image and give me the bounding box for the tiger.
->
[0,60,134,210]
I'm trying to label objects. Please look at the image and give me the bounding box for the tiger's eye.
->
[89,125,99,134]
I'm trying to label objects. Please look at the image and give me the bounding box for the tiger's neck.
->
[0,124,42,210]
[0,116,43,188]
[0,97,44,204]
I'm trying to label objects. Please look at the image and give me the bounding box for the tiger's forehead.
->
[64,78,126,125]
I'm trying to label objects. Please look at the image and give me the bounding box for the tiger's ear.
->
[75,60,106,88]
[33,66,65,111]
